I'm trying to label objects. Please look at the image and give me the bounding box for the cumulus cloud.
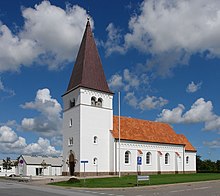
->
[108,74,123,91]
[0,1,91,72]
[108,68,145,93]
[0,78,15,101]
[21,88,62,137]
[102,23,125,56]
[186,81,202,93]
[203,139,220,148]
[0,126,17,143]
[139,96,168,110]
[124,92,168,110]
[0,125,60,156]
[104,0,220,76]
[109,67,166,110]
[124,92,138,108]
[157,98,220,132]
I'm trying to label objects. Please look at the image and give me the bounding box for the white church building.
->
[62,20,196,176]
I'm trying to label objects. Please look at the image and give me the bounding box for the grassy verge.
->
[50,173,220,188]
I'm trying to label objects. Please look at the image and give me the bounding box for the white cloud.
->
[157,98,220,132]
[102,23,125,56]
[157,104,185,124]
[0,126,17,143]
[21,88,62,137]
[183,98,214,123]
[139,96,168,110]
[105,0,220,76]
[123,69,140,91]
[0,78,4,90]
[124,92,168,110]
[0,78,15,101]
[109,67,166,111]
[124,92,138,108]
[23,137,60,156]
[186,81,202,93]
[0,125,60,156]
[108,68,141,93]
[204,116,220,132]
[108,74,123,91]
[0,1,91,72]
[203,139,220,148]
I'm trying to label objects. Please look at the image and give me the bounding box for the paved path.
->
[0,178,220,196]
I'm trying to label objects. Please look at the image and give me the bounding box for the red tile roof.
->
[66,20,112,95]
[111,116,196,152]
[178,134,197,152]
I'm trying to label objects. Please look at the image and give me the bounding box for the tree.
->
[41,160,47,176]
[3,157,12,175]
[216,160,220,171]
[196,155,203,171]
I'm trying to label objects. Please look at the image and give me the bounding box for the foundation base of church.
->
[62,170,196,177]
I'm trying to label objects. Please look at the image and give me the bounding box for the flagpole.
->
[118,91,121,178]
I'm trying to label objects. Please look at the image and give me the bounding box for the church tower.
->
[62,20,114,176]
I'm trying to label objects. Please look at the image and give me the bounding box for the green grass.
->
[50,173,220,188]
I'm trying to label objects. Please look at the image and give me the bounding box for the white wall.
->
[62,88,80,173]
[80,88,113,173]
[185,151,196,172]
[0,166,16,176]
[62,87,113,174]
[114,140,189,173]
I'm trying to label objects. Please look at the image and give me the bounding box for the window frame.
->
[125,151,131,165]
[91,96,96,106]
[146,152,152,165]
[93,136,98,144]
[70,98,75,108]
[165,153,170,165]
[69,118,72,127]
[93,157,98,165]
[68,137,73,146]
[186,156,189,165]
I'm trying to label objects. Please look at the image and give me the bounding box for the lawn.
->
[50,173,220,188]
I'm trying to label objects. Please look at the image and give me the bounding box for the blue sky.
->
[0,0,220,161]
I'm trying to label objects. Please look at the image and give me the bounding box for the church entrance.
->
[69,151,75,176]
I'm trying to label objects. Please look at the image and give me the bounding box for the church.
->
[62,20,196,176]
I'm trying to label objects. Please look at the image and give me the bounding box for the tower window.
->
[91,97,96,106]
[125,151,131,164]
[70,98,75,108]
[96,98,103,107]
[93,136,98,144]
[69,119,72,127]
[93,157,98,165]
[68,137,73,146]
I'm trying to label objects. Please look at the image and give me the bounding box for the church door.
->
[69,152,75,176]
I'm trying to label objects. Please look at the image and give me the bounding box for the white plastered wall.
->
[114,140,186,173]
[79,88,113,173]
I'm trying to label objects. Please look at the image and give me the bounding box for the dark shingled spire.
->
[66,20,113,94]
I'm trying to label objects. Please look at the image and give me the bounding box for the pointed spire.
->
[66,20,113,94]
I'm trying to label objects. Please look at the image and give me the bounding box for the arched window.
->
[93,136,98,144]
[165,153,170,165]
[96,98,103,107]
[70,98,75,108]
[68,137,73,146]
[69,118,72,127]
[146,152,151,164]
[93,157,98,165]
[186,156,189,164]
[125,151,131,164]
[91,97,96,106]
